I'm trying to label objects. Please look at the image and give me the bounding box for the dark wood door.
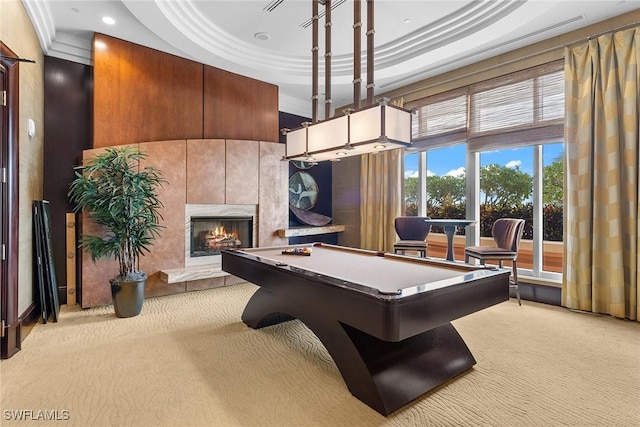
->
[0,42,21,359]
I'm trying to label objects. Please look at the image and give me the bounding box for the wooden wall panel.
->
[332,156,362,249]
[93,34,204,148]
[204,67,279,142]
[258,141,288,247]
[225,140,259,205]
[138,140,187,298]
[186,139,226,204]
[43,57,93,304]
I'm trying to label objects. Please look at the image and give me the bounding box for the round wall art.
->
[288,171,319,211]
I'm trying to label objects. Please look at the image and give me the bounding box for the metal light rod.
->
[353,0,361,110]
[325,0,332,120]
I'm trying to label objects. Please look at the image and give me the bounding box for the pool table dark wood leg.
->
[241,287,296,328]
[242,287,476,415]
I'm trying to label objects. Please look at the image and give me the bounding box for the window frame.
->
[404,60,564,282]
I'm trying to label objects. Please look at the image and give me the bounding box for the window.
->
[479,147,534,238]
[404,144,466,221]
[403,61,564,280]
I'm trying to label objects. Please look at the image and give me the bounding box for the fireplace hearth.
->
[190,216,253,257]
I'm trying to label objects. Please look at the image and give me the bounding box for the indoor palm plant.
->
[68,146,166,317]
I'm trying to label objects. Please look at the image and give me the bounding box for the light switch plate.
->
[28,119,36,138]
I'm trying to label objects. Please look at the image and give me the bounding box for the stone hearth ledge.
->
[276,224,345,238]
[160,265,228,283]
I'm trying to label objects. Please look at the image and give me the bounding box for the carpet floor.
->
[1,282,639,427]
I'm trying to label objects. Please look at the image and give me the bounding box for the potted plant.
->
[68,146,166,317]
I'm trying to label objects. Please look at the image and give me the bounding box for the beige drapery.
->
[563,26,640,321]
[360,149,402,252]
[359,98,404,252]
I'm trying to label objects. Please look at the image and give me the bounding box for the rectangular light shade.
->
[307,115,348,152]
[285,127,307,158]
[385,105,412,143]
[350,104,412,145]
[350,106,381,144]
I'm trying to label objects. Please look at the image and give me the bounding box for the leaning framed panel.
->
[222,243,510,415]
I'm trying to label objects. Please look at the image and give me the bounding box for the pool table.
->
[222,243,510,415]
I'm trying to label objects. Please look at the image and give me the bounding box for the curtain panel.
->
[563,26,640,321]
[360,149,403,252]
[359,98,404,252]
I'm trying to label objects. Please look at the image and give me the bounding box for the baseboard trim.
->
[1,302,41,359]
[20,302,40,328]
[512,282,561,306]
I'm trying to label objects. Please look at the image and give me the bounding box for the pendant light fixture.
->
[283,0,413,162]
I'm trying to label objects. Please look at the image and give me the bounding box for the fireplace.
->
[190,216,253,257]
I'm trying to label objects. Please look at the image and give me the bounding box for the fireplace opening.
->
[190,216,253,257]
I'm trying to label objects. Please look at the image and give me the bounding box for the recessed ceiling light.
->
[404,19,411,24]
[254,32,271,41]
[102,16,116,25]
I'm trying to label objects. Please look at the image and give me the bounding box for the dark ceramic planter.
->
[110,278,145,318]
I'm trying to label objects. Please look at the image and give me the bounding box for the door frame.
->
[1,41,21,359]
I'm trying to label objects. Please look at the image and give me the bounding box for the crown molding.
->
[22,0,56,54]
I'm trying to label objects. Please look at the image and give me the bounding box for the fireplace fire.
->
[190,216,253,257]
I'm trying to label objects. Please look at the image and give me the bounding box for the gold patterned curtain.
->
[360,149,402,252]
[563,26,640,321]
[360,98,405,252]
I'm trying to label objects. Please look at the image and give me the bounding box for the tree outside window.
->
[403,145,563,242]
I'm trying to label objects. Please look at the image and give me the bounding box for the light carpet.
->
[1,282,639,427]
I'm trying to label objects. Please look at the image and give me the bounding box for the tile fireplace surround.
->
[185,204,258,268]
[79,139,288,308]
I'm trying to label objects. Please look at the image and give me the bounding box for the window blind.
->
[405,60,564,152]
[406,87,468,150]
[468,60,564,151]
